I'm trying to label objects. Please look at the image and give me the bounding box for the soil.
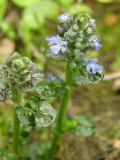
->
[56,81,120,160]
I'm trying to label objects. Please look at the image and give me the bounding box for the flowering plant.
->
[46,13,104,159]
[0,13,104,159]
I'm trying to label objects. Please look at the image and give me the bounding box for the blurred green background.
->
[0,0,120,160]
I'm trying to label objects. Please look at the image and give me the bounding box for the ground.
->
[56,81,120,160]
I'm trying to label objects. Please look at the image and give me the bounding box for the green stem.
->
[47,62,73,160]
[12,88,21,156]
[13,110,20,155]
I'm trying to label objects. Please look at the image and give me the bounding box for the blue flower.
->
[46,35,67,55]
[48,76,57,81]
[57,13,70,22]
[94,41,102,51]
[88,35,102,51]
[46,35,61,45]
[85,58,102,74]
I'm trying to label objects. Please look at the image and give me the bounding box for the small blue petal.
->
[48,76,57,81]
[61,46,67,53]
[86,63,102,74]
[95,42,102,51]
[57,13,70,22]
[88,35,102,51]
[46,35,60,45]
[50,45,61,55]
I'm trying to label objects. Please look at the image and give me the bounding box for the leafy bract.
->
[0,69,12,101]
[15,96,56,127]
[36,76,67,99]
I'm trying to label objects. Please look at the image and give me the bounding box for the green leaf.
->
[12,0,39,7]
[70,116,95,137]
[0,69,12,101]
[15,96,56,127]
[36,76,67,99]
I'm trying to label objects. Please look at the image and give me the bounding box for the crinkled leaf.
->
[70,116,95,137]
[15,97,56,127]
[70,59,104,85]
[35,76,67,99]
[0,69,12,101]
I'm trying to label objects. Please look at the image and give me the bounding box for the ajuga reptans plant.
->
[46,13,104,159]
[0,13,104,159]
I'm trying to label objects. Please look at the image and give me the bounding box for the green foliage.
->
[0,69,12,101]
[0,52,45,100]
[0,149,15,160]
[15,96,56,127]
[70,116,95,137]
[36,76,68,99]
[0,21,16,39]
[62,116,95,137]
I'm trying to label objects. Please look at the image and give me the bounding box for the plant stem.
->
[12,88,21,156]
[13,110,20,155]
[48,62,73,160]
